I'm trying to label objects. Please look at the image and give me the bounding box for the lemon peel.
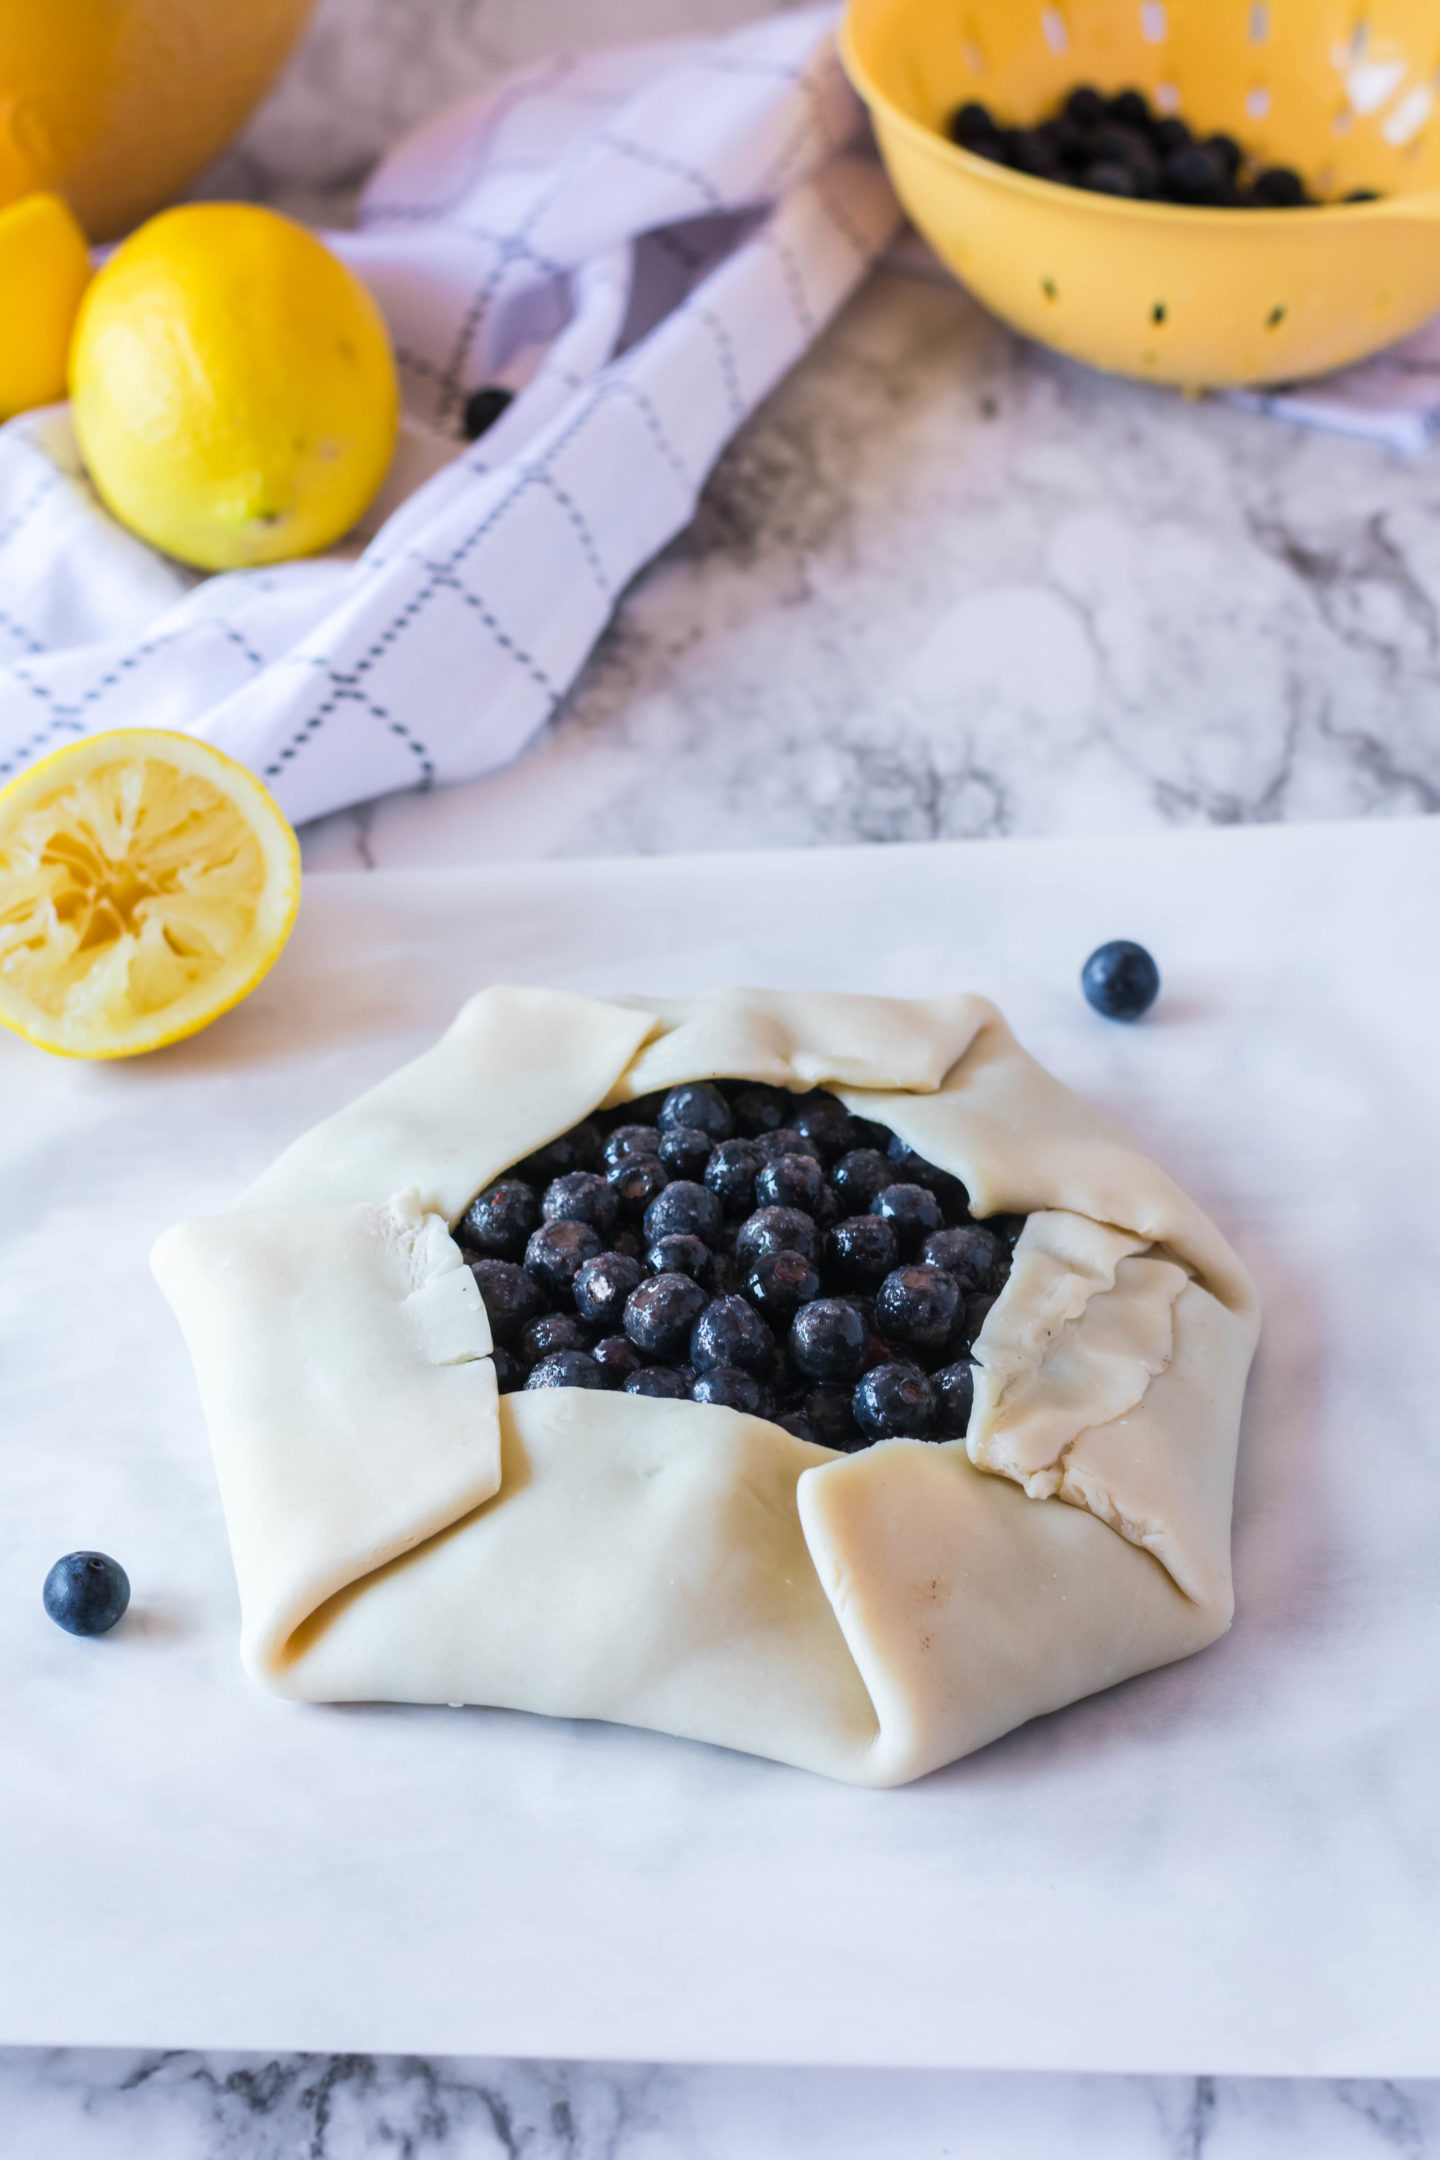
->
[0,729,301,1060]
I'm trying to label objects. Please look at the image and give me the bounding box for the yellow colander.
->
[841,0,1440,389]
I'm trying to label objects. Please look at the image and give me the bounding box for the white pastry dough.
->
[153,986,1260,1786]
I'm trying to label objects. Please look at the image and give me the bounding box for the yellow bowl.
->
[0,0,316,242]
[841,0,1440,390]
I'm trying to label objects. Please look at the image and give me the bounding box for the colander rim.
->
[838,2,1440,226]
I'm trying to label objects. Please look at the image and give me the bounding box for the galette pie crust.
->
[153,986,1260,1787]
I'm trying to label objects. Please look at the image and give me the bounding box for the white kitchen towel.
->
[0,5,899,825]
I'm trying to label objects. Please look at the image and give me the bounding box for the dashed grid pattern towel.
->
[0,5,899,825]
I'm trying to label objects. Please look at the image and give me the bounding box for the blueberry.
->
[789,1299,868,1384]
[970,130,1018,169]
[612,1227,643,1260]
[744,1248,820,1323]
[933,1360,976,1439]
[753,1127,819,1166]
[735,1205,818,1266]
[1207,133,1242,179]
[519,1310,593,1364]
[1108,87,1151,127]
[690,1294,775,1377]
[542,1171,619,1239]
[986,1212,1028,1248]
[776,1411,818,1444]
[42,1551,130,1636]
[658,1082,733,1140]
[853,1363,935,1441]
[625,1366,690,1399]
[1152,115,1192,155]
[524,1218,602,1297]
[525,1350,608,1390]
[1252,163,1306,207]
[754,1152,828,1217]
[691,1366,768,1415]
[607,1152,669,1217]
[1081,939,1161,1021]
[885,1133,943,1186]
[876,1264,961,1351]
[604,1123,660,1169]
[458,1178,538,1260]
[790,1094,860,1161]
[920,1225,1001,1291]
[965,1291,998,1343]
[1014,128,1064,181]
[804,1381,864,1451]
[517,1121,601,1181]
[830,1147,891,1214]
[948,99,999,150]
[573,1249,644,1329]
[593,1333,643,1383]
[658,1125,712,1181]
[703,1247,745,1298]
[462,384,514,440]
[1084,160,1139,195]
[1065,86,1106,129]
[645,1233,710,1279]
[825,1214,897,1291]
[870,1183,943,1255]
[705,1137,762,1215]
[1163,142,1227,205]
[468,1256,547,1345]
[732,1083,793,1135]
[643,1179,723,1246]
[623,1271,709,1359]
[491,1346,525,1394]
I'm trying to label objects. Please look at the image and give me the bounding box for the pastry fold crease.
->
[155,985,1259,1786]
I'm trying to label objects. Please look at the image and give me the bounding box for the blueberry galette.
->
[154,987,1259,1786]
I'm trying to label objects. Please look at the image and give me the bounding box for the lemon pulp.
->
[0,730,300,1059]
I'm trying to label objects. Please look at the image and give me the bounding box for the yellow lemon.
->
[0,729,300,1060]
[0,191,92,420]
[69,203,399,571]
[0,0,316,243]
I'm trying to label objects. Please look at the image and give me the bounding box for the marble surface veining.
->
[9,0,1440,2152]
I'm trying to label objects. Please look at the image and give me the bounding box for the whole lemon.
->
[0,192,92,420]
[69,202,399,571]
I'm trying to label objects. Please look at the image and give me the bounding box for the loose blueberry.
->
[1252,163,1307,207]
[1081,939,1161,1021]
[573,1250,644,1329]
[625,1365,690,1399]
[542,1171,619,1239]
[933,1360,976,1439]
[592,1333,643,1383]
[743,1248,821,1323]
[491,1346,525,1394]
[519,1311,593,1363]
[604,1123,661,1169]
[804,1381,865,1451]
[735,1205,818,1266]
[705,1137,763,1215]
[658,1082,733,1140]
[690,1294,775,1377]
[789,1298,868,1384]
[658,1125,712,1181]
[870,1182,943,1254]
[524,1218,603,1297]
[985,1213,1027,1248]
[691,1366,768,1415]
[525,1350,608,1390]
[790,1095,860,1161]
[518,1121,601,1181]
[43,1551,130,1636]
[458,1178,539,1260]
[753,1127,819,1166]
[623,1271,709,1360]
[853,1362,935,1441]
[731,1083,793,1135]
[948,98,1000,150]
[830,1148,891,1214]
[462,383,514,440]
[824,1214,898,1291]
[607,1152,669,1217]
[775,1411,818,1444]
[876,1264,961,1350]
[467,1256,548,1344]
[920,1225,1001,1292]
[643,1179,723,1246]
[646,1233,710,1279]
[754,1151,828,1218]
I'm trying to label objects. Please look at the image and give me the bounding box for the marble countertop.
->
[8,0,1440,2150]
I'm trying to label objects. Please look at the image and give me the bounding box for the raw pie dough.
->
[153,986,1260,1787]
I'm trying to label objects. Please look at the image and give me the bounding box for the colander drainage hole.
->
[1152,301,1168,326]
[1265,303,1287,329]
[1042,277,1059,302]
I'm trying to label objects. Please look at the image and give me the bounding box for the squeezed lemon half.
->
[0,730,300,1059]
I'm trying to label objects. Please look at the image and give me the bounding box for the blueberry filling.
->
[456,1080,1029,1450]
